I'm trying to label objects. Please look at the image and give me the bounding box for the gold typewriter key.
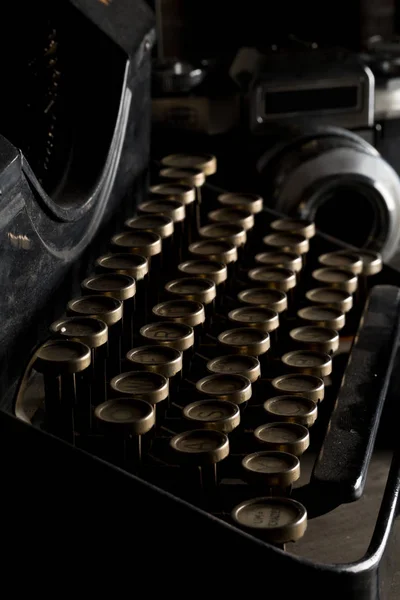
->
[218,192,263,214]
[218,328,270,357]
[199,223,247,247]
[263,395,318,427]
[153,299,205,328]
[232,497,307,544]
[178,259,228,286]
[281,350,332,378]
[305,287,353,313]
[140,321,194,352]
[183,399,240,433]
[248,266,296,293]
[271,373,324,403]
[165,277,216,306]
[228,306,279,334]
[110,371,168,423]
[255,251,302,273]
[312,267,358,294]
[270,218,315,239]
[196,373,252,405]
[254,422,309,456]
[138,198,185,223]
[263,232,309,255]
[35,339,91,442]
[318,250,363,275]
[297,305,345,331]
[208,207,254,231]
[238,288,288,313]
[149,182,196,205]
[111,230,162,259]
[207,355,261,383]
[159,167,206,188]
[96,253,148,281]
[290,326,339,354]
[161,153,217,176]
[189,240,238,265]
[358,250,382,276]
[94,398,155,465]
[126,345,182,379]
[125,214,174,241]
[242,450,300,490]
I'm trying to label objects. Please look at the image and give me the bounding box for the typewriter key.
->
[208,207,254,231]
[138,198,185,223]
[231,497,307,544]
[254,422,309,456]
[238,288,288,313]
[255,251,302,273]
[318,250,363,275]
[270,218,315,239]
[312,267,358,294]
[289,326,339,354]
[125,214,174,241]
[149,182,196,205]
[183,399,240,433]
[263,232,309,255]
[248,266,296,293]
[263,395,318,427]
[305,287,353,313]
[96,253,148,281]
[218,192,263,215]
[153,299,205,328]
[67,295,123,376]
[271,374,324,403]
[178,259,228,286]
[110,371,169,423]
[189,239,238,265]
[94,397,155,464]
[242,450,300,488]
[199,223,247,247]
[218,328,270,357]
[165,277,216,306]
[207,355,261,383]
[111,230,162,258]
[297,305,345,331]
[35,339,91,442]
[50,316,108,408]
[281,350,332,378]
[358,250,382,276]
[159,167,206,188]
[126,345,182,378]
[228,306,279,334]
[196,373,252,405]
[161,153,217,176]
[140,322,194,372]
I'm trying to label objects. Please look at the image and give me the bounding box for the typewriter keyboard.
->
[16,152,391,555]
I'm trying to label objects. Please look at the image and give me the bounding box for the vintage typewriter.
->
[2,1,400,598]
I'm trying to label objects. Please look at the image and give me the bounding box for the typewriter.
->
[2,1,400,598]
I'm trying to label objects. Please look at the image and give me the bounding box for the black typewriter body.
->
[1,2,400,599]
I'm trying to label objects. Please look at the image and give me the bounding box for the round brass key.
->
[165,277,216,305]
[153,299,205,328]
[199,223,247,247]
[149,182,196,205]
[255,251,302,273]
[159,167,206,188]
[305,287,353,313]
[126,345,182,378]
[290,326,339,354]
[208,207,254,231]
[140,321,194,352]
[111,230,162,258]
[35,339,91,375]
[161,152,217,176]
[263,232,309,255]
[270,218,315,239]
[96,253,149,281]
[183,399,240,433]
[178,259,227,285]
[67,295,122,327]
[218,192,263,214]
[138,198,185,223]
[271,373,324,403]
[318,250,363,275]
[125,214,174,240]
[231,496,307,543]
[312,267,358,294]
[110,371,169,405]
[218,327,270,356]
[297,305,345,330]
[238,288,288,313]
[81,273,136,302]
[281,350,332,378]
[264,395,318,427]
[358,250,383,276]
[242,450,300,488]
[248,266,296,292]
[196,373,252,405]
[228,306,279,333]
[50,316,108,349]
[189,239,238,264]
[207,355,261,383]
[254,422,310,456]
